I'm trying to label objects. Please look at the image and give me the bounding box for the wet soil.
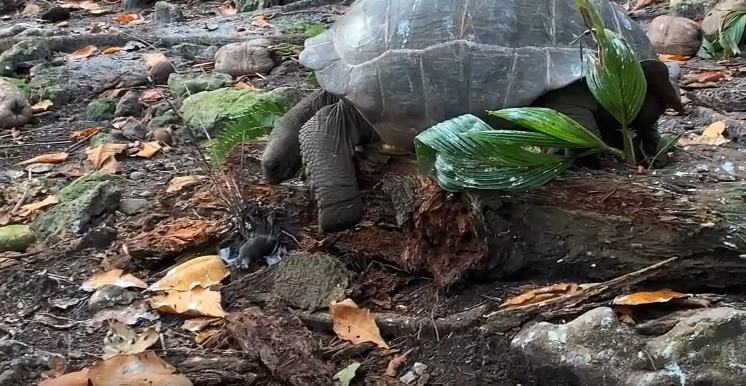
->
[1,1,745,386]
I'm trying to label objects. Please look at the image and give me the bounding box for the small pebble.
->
[130,171,146,179]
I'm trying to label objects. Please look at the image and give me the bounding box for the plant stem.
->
[620,125,636,165]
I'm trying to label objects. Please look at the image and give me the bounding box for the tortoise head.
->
[640,59,685,114]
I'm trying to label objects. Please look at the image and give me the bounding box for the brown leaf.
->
[384,351,409,377]
[132,141,162,158]
[148,255,229,292]
[140,88,166,102]
[657,53,690,63]
[31,99,54,113]
[252,15,271,28]
[612,289,688,306]
[148,287,228,318]
[81,269,148,292]
[18,195,59,217]
[165,175,207,193]
[499,283,580,309]
[16,152,68,166]
[70,127,100,140]
[38,368,90,386]
[99,157,123,174]
[68,45,98,61]
[330,298,389,349]
[217,1,237,16]
[678,121,730,146]
[88,351,192,386]
[21,3,41,15]
[115,13,140,24]
[632,0,664,11]
[102,47,122,55]
[86,143,127,169]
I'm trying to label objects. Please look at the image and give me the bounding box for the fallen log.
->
[228,141,746,290]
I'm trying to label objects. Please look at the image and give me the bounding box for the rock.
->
[168,43,219,62]
[32,171,122,243]
[167,72,232,99]
[40,6,70,23]
[670,0,719,19]
[214,39,276,77]
[77,226,118,250]
[148,113,178,129]
[88,284,138,313]
[0,38,52,77]
[511,307,746,386]
[28,64,69,105]
[178,86,300,141]
[87,99,117,121]
[702,0,746,38]
[154,1,185,23]
[0,78,33,129]
[130,171,146,180]
[647,15,703,56]
[114,91,142,117]
[120,117,148,139]
[222,251,350,312]
[0,224,35,253]
[270,60,302,76]
[119,198,152,215]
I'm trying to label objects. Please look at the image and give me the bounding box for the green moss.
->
[283,20,327,37]
[87,99,117,121]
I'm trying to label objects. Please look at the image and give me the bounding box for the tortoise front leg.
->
[261,90,339,184]
[299,100,379,233]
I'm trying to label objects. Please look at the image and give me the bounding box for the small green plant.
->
[283,20,327,37]
[414,0,654,192]
[207,101,287,167]
[268,42,298,57]
[698,8,746,60]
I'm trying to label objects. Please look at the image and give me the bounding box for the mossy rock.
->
[0,224,36,253]
[87,99,117,121]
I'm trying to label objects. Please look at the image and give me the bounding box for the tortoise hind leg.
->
[261,90,339,184]
[299,100,379,233]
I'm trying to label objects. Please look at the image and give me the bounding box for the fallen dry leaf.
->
[499,283,580,309]
[70,127,100,140]
[217,0,237,16]
[99,156,123,174]
[132,141,162,158]
[16,152,68,166]
[103,322,160,359]
[88,351,192,386]
[612,289,688,306]
[31,99,54,113]
[68,45,98,61]
[194,329,220,344]
[86,143,127,169]
[166,175,207,193]
[252,15,271,28]
[149,287,228,318]
[657,53,690,63]
[18,195,59,216]
[385,351,409,377]
[690,70,729,83]
[148,255,229,292]
[115,13,140,24]
[330,298,389,349]
[679,121,730,146]
[140,88,166,103]
[21,3,41,15]
[102,47,122,55]
[38,368,90,386]
[181,317,222,332]
[60,0,100,11]
[81,269,148,292]
[632,0,664,11]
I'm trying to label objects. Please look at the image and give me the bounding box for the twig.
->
[0,140,71,149]
[481,256,680,333]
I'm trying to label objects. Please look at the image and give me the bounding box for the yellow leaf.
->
[88,351,193,386]
[18,195,59,216]
[68,45,98,61]
[148,255,229,292]
[148,287,228,318]
[679,121,730,146]
[499,283,580,309]
[21,3,41,15]
[86,143,127,169]
[132,141,162,158]
[16,152,68,166]
[165,175,207,193]
[612,289,688,306]
[330,298,389,349]
[81,269,148,292]
[31,99,54,113]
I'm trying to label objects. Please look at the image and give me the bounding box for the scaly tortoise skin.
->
[261,0,685,234]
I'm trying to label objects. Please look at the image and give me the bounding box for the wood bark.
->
[231,141,746,290]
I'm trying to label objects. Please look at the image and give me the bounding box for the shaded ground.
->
[1,1,746,386]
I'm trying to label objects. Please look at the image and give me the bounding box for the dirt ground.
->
[1,1,745,386]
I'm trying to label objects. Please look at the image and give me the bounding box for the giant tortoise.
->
[261,0,685,233]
